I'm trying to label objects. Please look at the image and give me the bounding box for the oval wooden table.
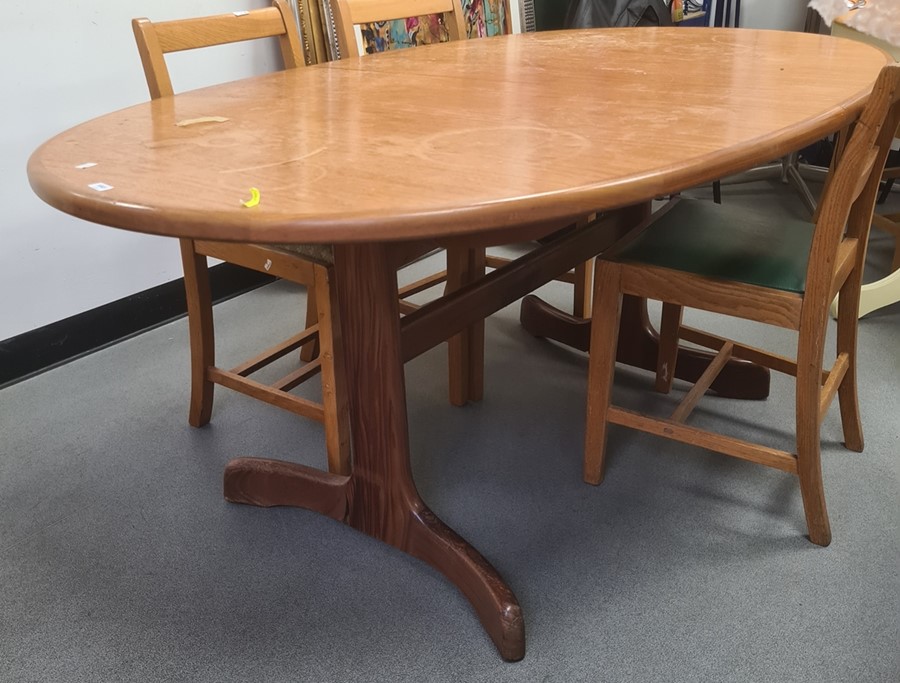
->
[28,28,889,661]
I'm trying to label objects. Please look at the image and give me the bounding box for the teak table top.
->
[28,28,889,245]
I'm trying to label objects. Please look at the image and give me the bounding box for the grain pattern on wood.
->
[28,30,890,245]
[402,211,633,365]
[669,342,733,424]
[224,457,349,517]
[330,242,525,659]
[607,407,799,474]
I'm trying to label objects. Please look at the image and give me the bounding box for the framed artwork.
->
[290,0,522,61]
[358,0,513,54]
[359,14,450,53]
[290,0,333,63]
[464,0,514,38]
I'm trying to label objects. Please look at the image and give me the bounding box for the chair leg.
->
[314,265,351,476]
[795,342,831,547]
[584,261,623,486]
[299,281,320,363]
[655,302,683,394]
[180,239,215,428]
[446,247,486,406]
[572,260,593,319]
[886,213,900,272]
[835,275,864,452]
[877,177,894,205]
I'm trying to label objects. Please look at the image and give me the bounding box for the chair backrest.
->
[804,64,900,316]
[132,0,304,99]
[332,0,466,58]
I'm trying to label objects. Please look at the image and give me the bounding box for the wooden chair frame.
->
[872,158,900,273]
[131,0,472,475]
[133,0,353,475]
[583,64,900,547]
[332,0,467,58]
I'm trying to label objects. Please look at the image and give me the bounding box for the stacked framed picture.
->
[290,0,528,63]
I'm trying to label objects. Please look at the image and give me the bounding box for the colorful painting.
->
[360,15,449,53]
[464,0,510,38]
[359,0,511,54]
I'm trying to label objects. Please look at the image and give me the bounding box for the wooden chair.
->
[333,0,466,57]
[871,145,900,275]
[583,63,900,547]
[871,195,900,273]
[132,1,462,475]
[132,1,352,475]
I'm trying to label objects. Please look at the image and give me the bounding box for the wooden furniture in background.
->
[131,0,471,476]
[333,0,466,56]
[583,64,900,547]
[29,29,890,660]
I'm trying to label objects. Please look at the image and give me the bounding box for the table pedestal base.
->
[520,294,770,399]
[224,457,525,660]
[222,241,527,661]
[217,209,753,662]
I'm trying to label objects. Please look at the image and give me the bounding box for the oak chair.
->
[583,63,900,547]
[870,148,900,278]
[132,0,353,475]
[332,0,466,57]
[132,1,465,476]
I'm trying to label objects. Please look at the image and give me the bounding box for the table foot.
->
[520,293,770,399]
[223,455,524,660]
[224,457,349,520]
[407,507,524,661]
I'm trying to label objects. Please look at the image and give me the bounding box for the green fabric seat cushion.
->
[610,198,815,293]
[268,242,334,266]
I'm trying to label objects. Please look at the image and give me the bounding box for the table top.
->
[28,28,890,245]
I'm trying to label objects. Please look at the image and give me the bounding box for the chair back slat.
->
[132,0,303,100]
[803,64,900,316]
[341,0,460,24]
[332,0,466,58]
[154,9,291,53]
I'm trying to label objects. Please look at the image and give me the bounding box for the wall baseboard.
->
[0,263,275,389]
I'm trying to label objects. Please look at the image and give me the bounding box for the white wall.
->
[1,0,277,341]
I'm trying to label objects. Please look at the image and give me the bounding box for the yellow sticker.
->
[241,187,260,208]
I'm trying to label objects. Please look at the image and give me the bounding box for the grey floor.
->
[1,180,898,683]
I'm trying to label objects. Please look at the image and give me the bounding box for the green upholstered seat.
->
[269,242,334,265]
[610,198,815,293]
